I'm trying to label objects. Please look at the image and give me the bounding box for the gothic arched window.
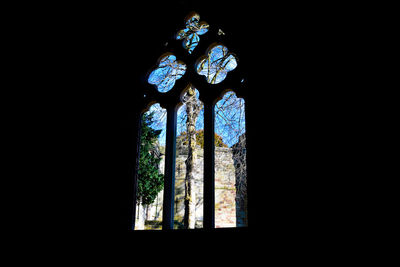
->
[134,12,248,230]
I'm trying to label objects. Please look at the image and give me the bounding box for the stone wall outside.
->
[136,145,247,229]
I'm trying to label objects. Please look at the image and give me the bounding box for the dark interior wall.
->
[37,1,349,247]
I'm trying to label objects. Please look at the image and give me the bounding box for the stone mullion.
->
[162,104,177,230]
[130,110,142,230]
[203,99,215,229]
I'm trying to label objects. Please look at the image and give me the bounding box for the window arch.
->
[133,12,248,230]
[135,103,166,230]
[214,91,247,228]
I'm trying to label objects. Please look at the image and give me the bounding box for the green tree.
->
[137,112,164,206]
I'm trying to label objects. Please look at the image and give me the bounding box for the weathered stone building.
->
[135,140,247,229]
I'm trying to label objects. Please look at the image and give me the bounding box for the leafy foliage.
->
[137,112,164,205]
[177,129,228,148]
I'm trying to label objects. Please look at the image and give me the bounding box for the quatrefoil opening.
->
[176,12,209,54]
[148,54,186,93]
[196,44,238,84]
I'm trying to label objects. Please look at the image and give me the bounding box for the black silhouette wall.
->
[44,1,345,244]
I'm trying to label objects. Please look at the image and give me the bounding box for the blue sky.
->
[215,91,246,147]
[145,91,245,148]
[196,45,237,84]
[147,55,186,93]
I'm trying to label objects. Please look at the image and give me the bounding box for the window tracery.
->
[196,44,237,84]
[135,12,247,230]
[148,54,186,93]
[176,12,209,54]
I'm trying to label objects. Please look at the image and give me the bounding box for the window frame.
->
[131,15,249,230]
